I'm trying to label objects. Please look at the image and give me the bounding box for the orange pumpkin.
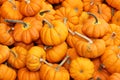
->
[109,73,120,80]
[26,46,46,71]
[0,23,15,46]
[112,11,120,26]
[18,68,40,80]
[0,64,16,80]
[1,0,23,20]
[7,46,28,69]
[20,0,43,17]
[46,42,68,63]
[101,45,120,73]
[0,44,10,64]
[69,57,94,80]
[40,19,68,46]
[5,17,42,44]
[62,0,83,16]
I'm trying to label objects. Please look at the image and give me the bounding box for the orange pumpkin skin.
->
[112,11,120,26]
[55,7,79,30]
[75,39,106,58]
[46,42,68,63]
[0,64,16,80]
[91,58,110,80]
[35,1,55,22]
[69,57,94,80]
[39,64,70,80]
[18,68,40,80]
[13,17,42,44]
[20,0,42,17]
[7,46,28,69]
[0,45,10,64]
[62,0,83,16]
[40,20,68,46]
[102,24,120,46]
[82,16,109,38]
[26,46,46,71]
[46,0,65,4]
[101,46,120,73]
[0,23,15,46]
[89,3,112,22]
[1,0,23,20]
[0,0,7,5]
[109,73,120,80]
[106,0,120,10]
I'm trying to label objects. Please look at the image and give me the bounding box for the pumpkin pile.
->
[1,0,120,80]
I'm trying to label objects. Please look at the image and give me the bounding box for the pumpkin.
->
[1,0,23,20]
[46,0,65,4]
[101,45,120,73]
[14,42,34,50]
[0,44,10,64]
[62,0,83,16]
[112,11,120,26]
[74,32,106,58]
[18,68,40,80]
[102,24,120,46]
[82,0,103,11]
[0,0,7,5]
[46,42,68,63]
[40,19,68,46]
[5,17,42,44]
[55,7,79,30]
[90,58,110,80]
[82,12,109,38]
[20,0,43,17]
[26,46,46,71]
[40,55,70,80]
[69,57,94,80]
[106,0,120,10]
[89,3,112,22]
[7,46,28,69]
[0,64,16,80]
[0,23,15,46]
[35,1,55,22]
[109,73,120,80]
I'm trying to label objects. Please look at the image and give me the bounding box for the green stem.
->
[39,10,50,16]
[87,12,98,24]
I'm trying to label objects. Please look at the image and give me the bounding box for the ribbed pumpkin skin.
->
[109,73,120,80]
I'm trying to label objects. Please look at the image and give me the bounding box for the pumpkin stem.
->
[10,50,18,58]
[117,54,120,58]
[25,0,30,4]
[96,4,102,14]
[87,12,98,24]
[63,17,68,25]
[40,58,53,66]
[44,46,53,50]
[43,19,54,28]
[39,10,50,16]
[74,31,93,44]
[8,0,16,9]
[68,28,75,35]
[4,19,28,28]
[56,55,69,71]
[7,27,14,33]
[111,32,116,38]
[90,0,94,5]
[111,7,115,16]
[96,77,101,80]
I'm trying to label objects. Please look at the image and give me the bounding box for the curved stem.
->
[87,12,98,24]
[10,50,17,58]
[39,10,50,16]
[8,0,16,9]
[56,55,69,70]
[25,0,30,4]
[43,19,54,28]
[74,31,93,44]
[40,58,53,66]
[68,28,75,35]
[4,19,28,28]
[44,46,53,50]
[96,4,102,14]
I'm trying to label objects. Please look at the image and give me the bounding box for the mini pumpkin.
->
[46,42,68,63]
[1,0,23,20]
[7,46,28,69]
[0,64,16,80]
[112,11,120,26]
[40,19,68,46]
[18,68,40,80]
[26,46,46,71]
[5,17,42,44]
[109,73,120,80]
[69,57,94,80]
[0,44,10,64]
